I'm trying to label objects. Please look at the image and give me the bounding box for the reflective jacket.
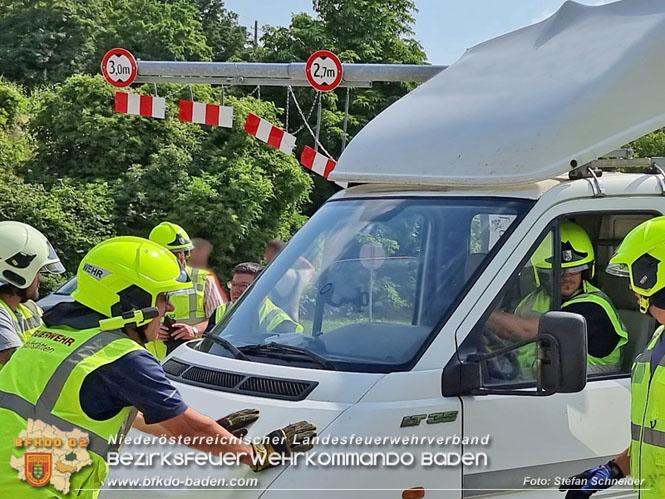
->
[514,281,628,374]
[0,298,42,370]
[630,325,665,498]
[212,299,303,333]
[0,325,142,497]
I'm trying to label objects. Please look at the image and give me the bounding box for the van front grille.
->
[163,359,317,401]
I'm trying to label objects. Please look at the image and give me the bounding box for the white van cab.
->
[106,1,665,497]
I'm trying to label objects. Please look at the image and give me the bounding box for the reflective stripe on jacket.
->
[211,299,303,334]
[0,325,142,497]
[514,281,628,374]
[0,298,43,370]
[630,325,665,498]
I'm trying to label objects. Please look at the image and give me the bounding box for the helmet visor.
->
[41,242,65,275]
[562,263,589,275]
[41,261,65,275]
[606,262,630,278]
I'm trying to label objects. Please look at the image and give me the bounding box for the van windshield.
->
[201,196,532,372]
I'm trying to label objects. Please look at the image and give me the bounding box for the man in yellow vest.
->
[489,221,628,375]
[206,262,303,334]
[560,216,665,498]
[147,222,223,359]
[0,221,64,369]
[0,236,316,497]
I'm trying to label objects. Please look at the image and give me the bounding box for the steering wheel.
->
[480,328,522,381]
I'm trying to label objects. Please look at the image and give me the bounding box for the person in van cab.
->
[488,221,628,375]
[561,216,665,498]
[205,262,302,334]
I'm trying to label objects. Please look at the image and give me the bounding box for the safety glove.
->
[250,421,317,472]
[216,409,260,438]
[559,460,624,498]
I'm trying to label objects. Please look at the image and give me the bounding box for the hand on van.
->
[559,459,624,497]
[250,420,317,472]
[217,408,260,438]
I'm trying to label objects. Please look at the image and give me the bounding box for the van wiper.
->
[239,342,337,371]
[202,333,248,361]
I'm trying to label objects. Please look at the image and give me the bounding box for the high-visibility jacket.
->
[146,266,210,360]
[0,324,142,497]
[212,299,303,333]
[0,298,42,370]
[630,325,665,498]
[514,281,628,375]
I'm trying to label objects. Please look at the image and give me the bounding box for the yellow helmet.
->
[533,221,595,276]
[607,216,665,313]
[149,222,194,253]
[72,236,191,327]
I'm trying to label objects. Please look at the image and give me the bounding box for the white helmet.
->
[0,221,65,289]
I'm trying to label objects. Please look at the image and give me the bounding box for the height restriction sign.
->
[306,50,343,92]
[101,48,137,87]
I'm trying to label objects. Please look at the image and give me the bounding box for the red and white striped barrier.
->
[179,100,233,128]
[115,92,165,119]
[244,113,296,155]
[300,146,347,188]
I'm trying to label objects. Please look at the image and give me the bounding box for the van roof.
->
[332,0,665,187]
[331,172,665,201]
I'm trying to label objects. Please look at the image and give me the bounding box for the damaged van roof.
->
[333,0,665,187]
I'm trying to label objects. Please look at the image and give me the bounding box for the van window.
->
[202,197,532,373]
[462,229,556,386]
[459,212,659,388]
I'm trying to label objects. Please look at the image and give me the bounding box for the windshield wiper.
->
[202,333,248,361]
[239,342,337,371]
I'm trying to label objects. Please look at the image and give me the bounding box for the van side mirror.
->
[442,311,587,397]
[538,311,587,394]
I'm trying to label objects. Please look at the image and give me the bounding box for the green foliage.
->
[0,0,427,285]
[631,130,665,158]
[0,0,214,87]
[27,75,203,183]
[0,79,31,171]
[257,0,426,194]
[96,0,213,64]
[0,171,114,283]
[0,0,104,86]
[191,0,249,61]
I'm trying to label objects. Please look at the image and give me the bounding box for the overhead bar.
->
[135,61,447,87]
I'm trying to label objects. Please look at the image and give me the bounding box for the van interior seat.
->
[594,214,656,370]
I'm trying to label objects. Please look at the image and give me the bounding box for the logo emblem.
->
[25,453,52,487]
[563,250,573,262]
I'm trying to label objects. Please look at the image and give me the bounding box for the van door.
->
[453,198,663,497]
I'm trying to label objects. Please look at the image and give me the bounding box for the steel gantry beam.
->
[134,61,448,88]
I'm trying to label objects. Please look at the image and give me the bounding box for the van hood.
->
[103,344,384,499]
[333,0,665,186]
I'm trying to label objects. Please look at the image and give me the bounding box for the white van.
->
[106,1,665,497]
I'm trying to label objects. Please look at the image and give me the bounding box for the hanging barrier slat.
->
[115,92,165,119]
[179,100,233,128]
[300,146,347,189]
[244,113,296,155]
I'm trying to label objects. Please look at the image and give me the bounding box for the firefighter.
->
[0,221,64,369]
[561,216,665,498]
[147,222,223,359]
[0,236,316,497]
[489,221,628,375]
